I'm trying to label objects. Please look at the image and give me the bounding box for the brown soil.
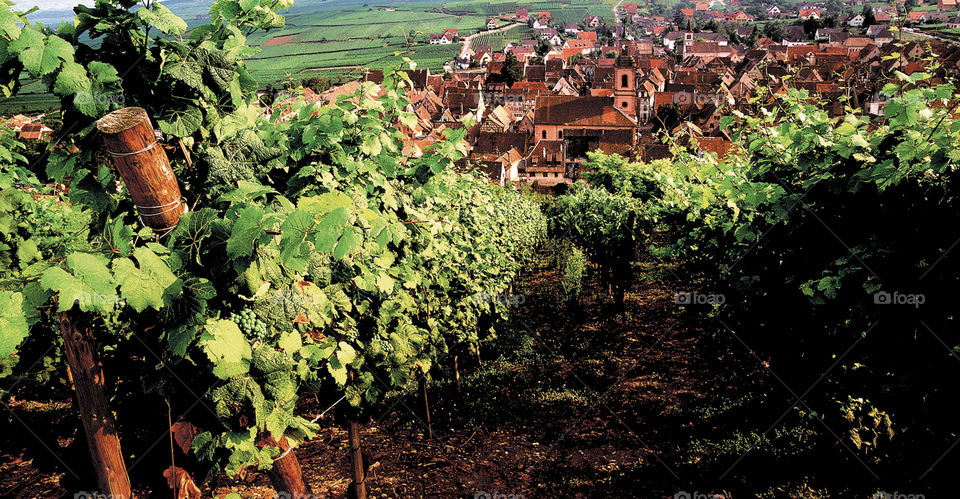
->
[1,257,757,498]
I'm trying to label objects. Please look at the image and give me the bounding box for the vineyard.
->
[4,0,960,498]
[472,25,536,52]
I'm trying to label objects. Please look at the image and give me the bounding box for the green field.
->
[472,25,536,51]
[3,0,623,113]
[240,5,495,81]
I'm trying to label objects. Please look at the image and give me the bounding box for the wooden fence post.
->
[262,435,312,498]
[97,107,187,231]
[59,310,133,498]
[420,377,433,440]
[348,420,367,499]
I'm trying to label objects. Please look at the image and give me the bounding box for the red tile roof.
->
[535,96,636,127]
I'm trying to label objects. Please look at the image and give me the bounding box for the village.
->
[346,1,960,193]
[6,1,960,194]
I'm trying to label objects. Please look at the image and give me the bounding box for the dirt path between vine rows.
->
[0,250,768,497]
[206,254,765,497]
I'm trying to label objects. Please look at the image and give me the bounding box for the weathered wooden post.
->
[420,377,433,439]
[348,419,368,499]
[261,435,313,498]
[59,310,133,498]
[97,107,187,230]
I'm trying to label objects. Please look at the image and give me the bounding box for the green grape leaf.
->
[0,6,22,39]
[9,28,44,75]
[0,291,29,357]
[199,319,252,379]
[158,106,203,137]
[166,326,197,358]
[299,191,353,216]
[45,35,74,63]
[314,207,349,253]
[279,330,302,354]
[327,356,347,386]
[113,247,182,312]
[87,61,119,84]
[41,253,118,312]
[136,4,187,35]
[336,341,356,365]
[103,216,134,257]
[227,206,265,258]
[278,208,315,270]
[333,226,362,260]
[218,180,274,203]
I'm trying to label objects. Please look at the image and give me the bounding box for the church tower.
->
[614,48,636,117]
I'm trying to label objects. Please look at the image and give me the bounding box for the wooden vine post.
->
[97,107,312,494]
[59,311,133,498]
[420,377,433,439]
[348,420,368,499]
[262,436,312,498]
[96,107,187,231]
[453,355,461,393]
[347,371,368,499]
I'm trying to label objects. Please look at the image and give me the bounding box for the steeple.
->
[614,45,636,116]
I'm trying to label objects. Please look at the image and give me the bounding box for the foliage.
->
[546,182,642,306]
[559,243,586,304]
[595,75,960,480]
[0,0,547,482]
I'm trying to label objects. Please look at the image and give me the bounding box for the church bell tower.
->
[614,47,636,117]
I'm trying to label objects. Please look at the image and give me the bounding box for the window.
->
[542,130,547,139]
[621,74,628,88]
[558,130,563,139]
[622,101,629,108]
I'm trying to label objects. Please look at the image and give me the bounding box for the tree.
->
[802,18,824,38]
[747,27,760,48]
[536,38,552,56]
[673,10,686,27]
[503,51,524,86]
[862,5,877,27]
[764,21,786,42]
[652,103,687,135]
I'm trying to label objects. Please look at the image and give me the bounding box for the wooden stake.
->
[420,377,433,439]
[348,420,367,499]
[59,310,132,498]
[97,107,186,230]
[453,355,461,393]
[263,436,312,498]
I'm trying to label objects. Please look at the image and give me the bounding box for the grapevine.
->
[229,309,269,341]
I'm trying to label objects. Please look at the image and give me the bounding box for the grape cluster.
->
[230,309,268,340]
